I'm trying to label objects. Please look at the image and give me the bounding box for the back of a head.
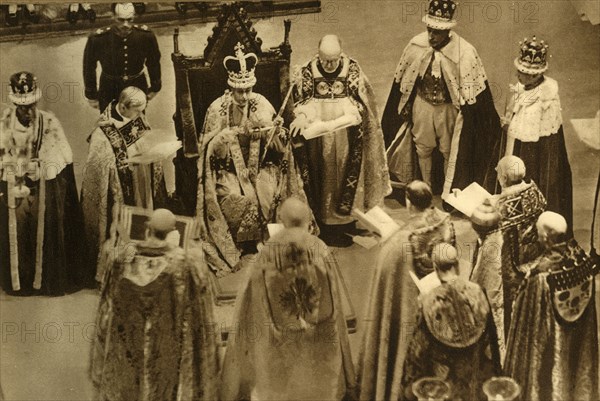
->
[406,180,433,209]
[119,86,147,110]
[431,242,459,272]
[148,208,176,240]
[537,211,568,244]
[279,197,310,229]
[423,244,489,349]
[497,155,526,186]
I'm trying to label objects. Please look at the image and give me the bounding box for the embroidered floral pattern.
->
[279,276,318,321]
[197,92,317,276]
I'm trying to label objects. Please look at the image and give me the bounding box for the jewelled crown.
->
[514,36,549,75]
[423,0,457,30]
[8,71,42,106]
[223,42,258,89]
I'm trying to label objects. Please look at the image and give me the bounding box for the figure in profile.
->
[470,155,546,359]
[357,180,455,401]
[81,86,171,283]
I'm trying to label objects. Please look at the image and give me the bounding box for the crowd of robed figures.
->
[1,1,599,400]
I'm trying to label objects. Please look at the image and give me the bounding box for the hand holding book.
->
[445,182,493,217]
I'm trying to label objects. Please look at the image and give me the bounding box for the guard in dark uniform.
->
[83,2,161,112]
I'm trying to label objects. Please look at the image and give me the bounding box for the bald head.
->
[119,86,146,108]
[432,242,459,272]
[537,211,568,245]
[318,35,342,73]
[497,155,526,188]
[279,197,311,230]
[147,208,176,240]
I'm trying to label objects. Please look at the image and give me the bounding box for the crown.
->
[514,36,549,75]
[223,42,258,89]
[423,0,457,30]
[8,71,42,106]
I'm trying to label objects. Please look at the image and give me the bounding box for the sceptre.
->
[260,84,295,164]
[495,86,512,195]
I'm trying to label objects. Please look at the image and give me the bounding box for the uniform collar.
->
[111,24,133,38]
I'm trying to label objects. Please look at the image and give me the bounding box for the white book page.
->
[352,206,400,241]
[410,270,442,294]
[365,206,400,240]
[445,182,493,217]
[302,121,357,140]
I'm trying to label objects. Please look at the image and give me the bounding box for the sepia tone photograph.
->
[0,1,599,400]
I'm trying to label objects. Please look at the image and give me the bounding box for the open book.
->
[409,270,442,295]
[127,129,182,164]
[445,182,493,217]
[302,121,357,140]
[352,206,401,243]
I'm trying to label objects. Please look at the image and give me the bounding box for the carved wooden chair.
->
[170,4,356,335]
[171,3,293,216]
